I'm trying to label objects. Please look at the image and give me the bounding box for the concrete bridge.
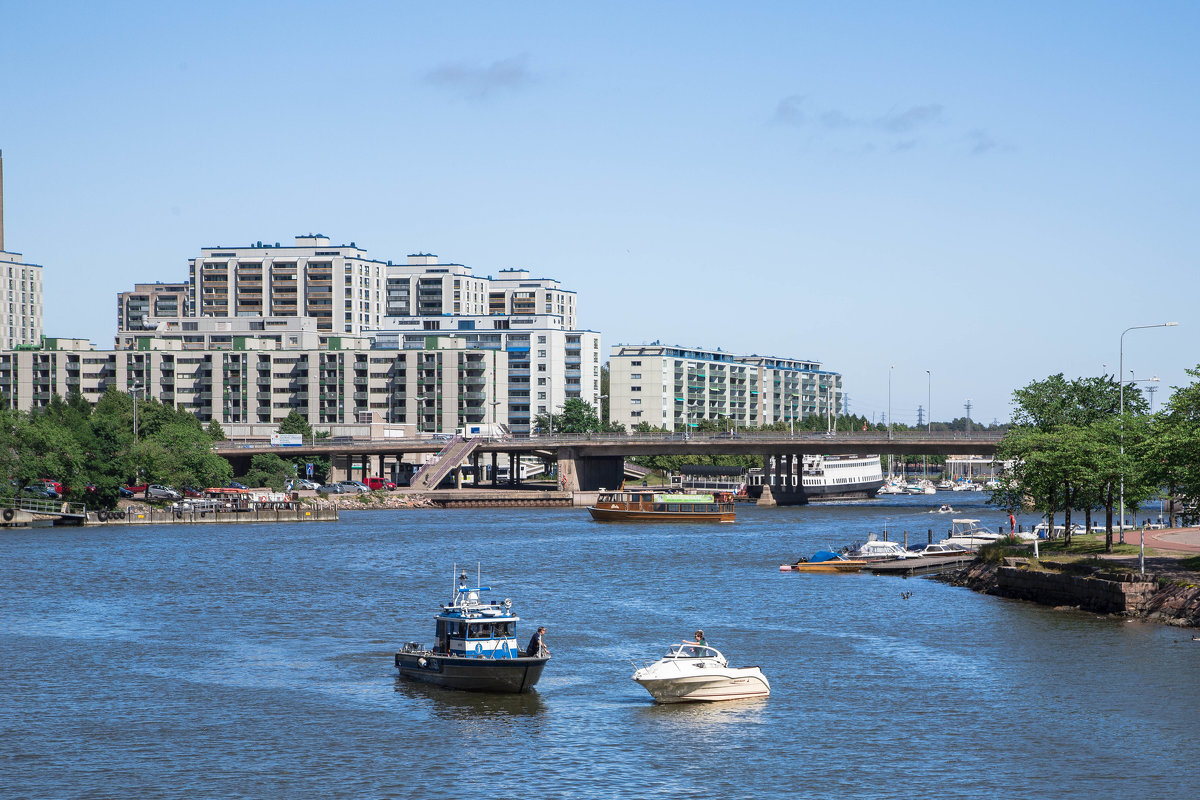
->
[213,431,1004,492]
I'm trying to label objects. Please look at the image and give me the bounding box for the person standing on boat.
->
[526,626,549,657]
[693,630,707,647]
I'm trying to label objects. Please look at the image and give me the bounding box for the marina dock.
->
[867,554,976,575]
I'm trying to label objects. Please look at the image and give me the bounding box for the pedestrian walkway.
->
[1138,526,1200,554]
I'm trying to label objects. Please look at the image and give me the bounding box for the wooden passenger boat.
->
[587,490,735,523]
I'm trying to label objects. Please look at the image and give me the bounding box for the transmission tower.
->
[916,405,925,428]
[964,399,973,433]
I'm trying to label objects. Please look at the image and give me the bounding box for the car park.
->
[146,485,182,501]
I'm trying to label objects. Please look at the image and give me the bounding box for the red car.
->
[120,483,149,498]
[38,478,63,495]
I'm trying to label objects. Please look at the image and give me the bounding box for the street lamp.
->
[925,370,931,434]
[1119,321,1178,556]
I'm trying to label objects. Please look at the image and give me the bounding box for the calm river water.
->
[2,493,1196,799]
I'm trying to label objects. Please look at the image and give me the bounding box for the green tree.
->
[243,453,295,491]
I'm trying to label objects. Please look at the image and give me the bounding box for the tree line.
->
[992,367,1200,550]
[0,390,330,510]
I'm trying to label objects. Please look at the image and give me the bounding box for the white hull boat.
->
[632,642,770,704]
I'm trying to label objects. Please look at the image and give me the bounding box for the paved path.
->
[1137,526,1200,554]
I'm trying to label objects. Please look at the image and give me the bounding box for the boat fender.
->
[417,657,427,668]
[2,508,13,522]
[97,510,108,522]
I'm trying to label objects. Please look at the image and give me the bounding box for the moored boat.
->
[780,550,868,572]
[394,569,549,693]
[587,490,735,522]
[632,642,770,703]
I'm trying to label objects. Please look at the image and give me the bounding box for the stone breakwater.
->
[947,558,1200,628]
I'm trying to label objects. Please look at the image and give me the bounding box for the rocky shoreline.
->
[944,558,1200,629]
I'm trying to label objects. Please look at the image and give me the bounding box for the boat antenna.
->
[477,561,481,588]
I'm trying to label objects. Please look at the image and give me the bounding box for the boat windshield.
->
[666,643,721,659]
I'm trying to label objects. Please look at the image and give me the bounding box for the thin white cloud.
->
[424,54,534,100]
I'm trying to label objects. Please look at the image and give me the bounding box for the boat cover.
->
[809,550,841,563]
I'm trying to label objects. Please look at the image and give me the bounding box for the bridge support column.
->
[557,447,623,492]
[491,452,499,486]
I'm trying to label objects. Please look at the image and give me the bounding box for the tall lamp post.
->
[924,369,931,480]
[1119,321,1177,564]
[887,365,894,440]
[131,383,141,485]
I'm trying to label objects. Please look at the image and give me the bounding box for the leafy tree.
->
[534,399,624,434]
[206,419,227,441]
[243,453,295,491]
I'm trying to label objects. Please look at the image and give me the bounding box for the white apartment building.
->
[0,335,506,434]
[0,250,43,351]
[370,315,601,435]
[188,235,389,335]
[0,151,44,350]
[608,344,841,432]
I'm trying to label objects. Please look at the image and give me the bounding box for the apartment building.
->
[370,315,601,434]
[0,335,507,435]
[608,344,841,432]
[188,235,389,335]
[116,282,189,334]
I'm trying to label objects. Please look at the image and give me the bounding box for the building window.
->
[631,360,641,366]
[630,373,641,379]
[630,386,641,392]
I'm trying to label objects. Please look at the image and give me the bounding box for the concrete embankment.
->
[948,558,1200,628]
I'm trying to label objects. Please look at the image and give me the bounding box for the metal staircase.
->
[408,437,485,490]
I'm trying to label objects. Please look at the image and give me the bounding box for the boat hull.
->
[586,506,735,522]
[394,652,548,693]
[747,480,885,505]
[780,561,867,573]
[633,669,770,703]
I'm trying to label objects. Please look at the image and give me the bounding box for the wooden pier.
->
[867,554,976,575]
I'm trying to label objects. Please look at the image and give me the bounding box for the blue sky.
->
[1,1,1196,425]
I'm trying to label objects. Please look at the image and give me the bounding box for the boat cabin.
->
[433,581,522,658]
[594,491,731,514]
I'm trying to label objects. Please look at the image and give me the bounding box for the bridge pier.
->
[557,447,623,492]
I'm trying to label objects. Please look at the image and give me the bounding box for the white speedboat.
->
[846,538,914,560]
[632,642,770,703]
[932,504,955,514]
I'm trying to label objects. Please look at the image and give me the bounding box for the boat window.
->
[654,504,665,512]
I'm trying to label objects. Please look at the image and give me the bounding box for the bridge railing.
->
[214,430,1005,450]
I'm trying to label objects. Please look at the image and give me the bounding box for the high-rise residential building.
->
[187,235,389,335]
[0,150,45,351]
[608,344,841,432]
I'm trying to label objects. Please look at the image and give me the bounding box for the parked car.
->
[38,479,64,496]
[227,481,250,490]
[295,478,320,491]
[123,484,148,496]
[182,486,203,498]
[146,485,182,501]
[19,485,55,499]
[118,486,135,498]
[365,477,396,491]
[317,483,345,494]
[338,480,370,493]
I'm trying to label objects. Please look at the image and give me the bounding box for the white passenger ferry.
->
[747,455,885,505]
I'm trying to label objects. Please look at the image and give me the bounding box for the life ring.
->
[2,508,14,522]
[97,510,108,522]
